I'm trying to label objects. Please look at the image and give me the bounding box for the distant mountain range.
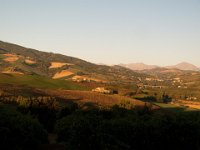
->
[120,62,200,71]
[120,63,159,71]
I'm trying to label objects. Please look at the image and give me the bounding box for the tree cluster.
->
[0,106,48,150]
[56,107,200,150]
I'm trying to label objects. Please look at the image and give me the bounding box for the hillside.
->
[0,41,149,84]
[0,73,87,90]
[1,41,200,150]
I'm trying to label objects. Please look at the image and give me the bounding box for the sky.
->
[0,0,200,66]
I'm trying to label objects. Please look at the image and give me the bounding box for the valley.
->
[1,41,200,149]
[1,40,200,112]
[1,0,200,149]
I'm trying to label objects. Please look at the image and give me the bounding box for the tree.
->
[162,94,172,103]
[0,106,48,150]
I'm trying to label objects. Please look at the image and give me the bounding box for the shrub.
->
[56,108,200,150]
[0,106,48,150]
[56,113,103,150]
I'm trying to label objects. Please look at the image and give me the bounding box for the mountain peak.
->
[120,61,199,71]
[166,62,199,71]
[120,63,158,71]
[178,61,192,65]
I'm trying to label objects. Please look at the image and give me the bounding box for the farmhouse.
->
[92,87,118,94]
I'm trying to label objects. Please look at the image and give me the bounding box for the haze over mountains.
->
[120,63,159,71]
[120,62,200,71]
[166,62,200,71]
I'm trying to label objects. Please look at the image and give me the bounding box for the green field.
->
[153,102,197,113]
[0,73,88,90]
[0,54,5,59]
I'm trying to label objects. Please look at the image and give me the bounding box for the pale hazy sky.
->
[0,0,200,66]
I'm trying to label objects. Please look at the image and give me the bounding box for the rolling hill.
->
[0,41,150,87]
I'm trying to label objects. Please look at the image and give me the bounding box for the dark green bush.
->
[56,112,103,150]
[0,106,48,150]
[56,108,200,150]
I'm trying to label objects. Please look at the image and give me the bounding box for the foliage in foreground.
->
[2,93,200,150]
[56,106,200,150]
[0,106,48,150]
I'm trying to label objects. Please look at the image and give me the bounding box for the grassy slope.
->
[153,102,197,113]
[0,41,150,83]
[0,54,5,59]
[0,73,88,90]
